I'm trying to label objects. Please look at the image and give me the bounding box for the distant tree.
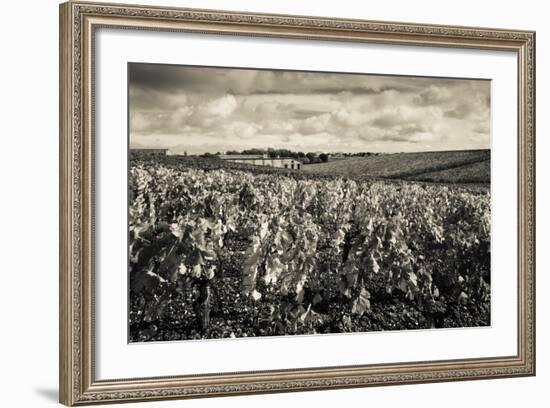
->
[300,157,310,165]
[281,149,292,158]
[319,153,329,162]
[267,148,294,158]
[306,152,317,162]
[242,148,266,155]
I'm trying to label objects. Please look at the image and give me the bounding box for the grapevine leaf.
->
[369,254,380,274]
[205,266,216,280]
[242,236,262,295]
[351,288,371,316]
[251,290,262,301]
[191,264,202,279]
[264,256,285,285]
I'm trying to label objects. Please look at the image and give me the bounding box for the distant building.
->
[218,154,303,170]
[130,148,168,157]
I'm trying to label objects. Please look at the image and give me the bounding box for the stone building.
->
[218,154,302,170]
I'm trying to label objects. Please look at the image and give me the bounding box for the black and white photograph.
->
[128,63,491,343]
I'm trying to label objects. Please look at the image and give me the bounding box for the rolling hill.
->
[302,149,490,184]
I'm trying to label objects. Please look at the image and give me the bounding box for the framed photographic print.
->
[59,1,536,405]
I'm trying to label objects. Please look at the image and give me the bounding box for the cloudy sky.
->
[129,63,490,154]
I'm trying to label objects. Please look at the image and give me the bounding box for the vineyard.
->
[129,158,491,342]
[303,149,490,184]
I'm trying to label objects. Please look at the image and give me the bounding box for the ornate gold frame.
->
[59,1,536,405]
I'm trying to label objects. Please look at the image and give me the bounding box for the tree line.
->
[199,148,380,164]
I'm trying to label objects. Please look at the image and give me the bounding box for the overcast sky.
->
[129,63,490,154]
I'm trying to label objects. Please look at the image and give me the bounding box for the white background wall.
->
[0,0,546,407]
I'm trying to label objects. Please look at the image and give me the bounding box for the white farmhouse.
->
[217,154,303,170]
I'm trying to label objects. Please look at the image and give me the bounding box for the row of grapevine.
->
[129,160,490,340]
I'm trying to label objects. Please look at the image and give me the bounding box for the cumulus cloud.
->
[129,63,490,154]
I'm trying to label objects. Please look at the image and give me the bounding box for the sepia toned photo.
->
[128,63,491,343]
